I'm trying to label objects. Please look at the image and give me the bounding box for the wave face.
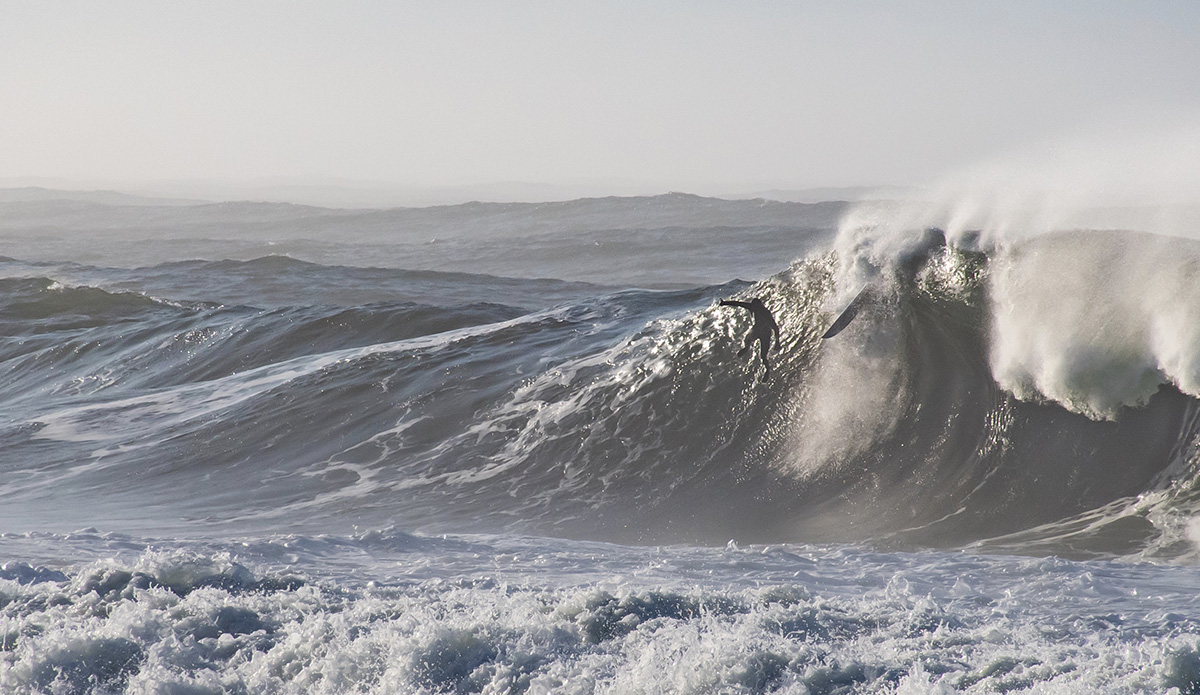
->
[4,220,1200,561]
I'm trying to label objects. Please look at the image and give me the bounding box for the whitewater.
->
[3,189,1200,693]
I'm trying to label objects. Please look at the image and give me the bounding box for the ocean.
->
[2,191,1200,693]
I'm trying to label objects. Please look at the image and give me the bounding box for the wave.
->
[0,276,190,327]
[5,236,1200,560]
[0,255,614,309]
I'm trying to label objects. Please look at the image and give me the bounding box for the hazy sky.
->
[4,1,1200,195]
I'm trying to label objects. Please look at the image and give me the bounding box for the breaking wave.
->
[4,234,1200,560]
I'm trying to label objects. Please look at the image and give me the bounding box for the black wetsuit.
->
[719,297,780,378]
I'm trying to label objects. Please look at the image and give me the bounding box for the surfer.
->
[719,297,780,379]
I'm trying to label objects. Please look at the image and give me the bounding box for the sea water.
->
[2,192,1200,693]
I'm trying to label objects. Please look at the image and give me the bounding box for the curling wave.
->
[3,240,1200,560]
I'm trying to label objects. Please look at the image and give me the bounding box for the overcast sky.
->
[3,1,1200,197]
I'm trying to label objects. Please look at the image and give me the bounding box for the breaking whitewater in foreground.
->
[3,190,1200,693]
[5,533,1200,694]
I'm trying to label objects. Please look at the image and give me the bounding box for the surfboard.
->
[821,286,869,339]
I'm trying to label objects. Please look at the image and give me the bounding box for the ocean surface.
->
[3,191,1200,693]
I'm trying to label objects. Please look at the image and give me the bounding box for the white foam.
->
[988,232,1200,418]
[826,118,1200,420]
[3,536,1199,694]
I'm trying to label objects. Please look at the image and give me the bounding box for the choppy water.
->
[3,192,1200,693]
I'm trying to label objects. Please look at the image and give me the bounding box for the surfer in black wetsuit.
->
[719,297,780,379]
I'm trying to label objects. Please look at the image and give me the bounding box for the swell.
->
[0,255,614,309]
[0,264,749,537]
[0,279,528,400]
